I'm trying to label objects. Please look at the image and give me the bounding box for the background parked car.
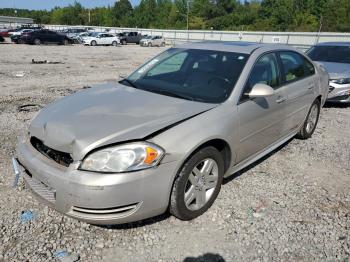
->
[307,42,350,103]
[117,31,142,45]
[0,35,4,42]
[10,29,34,44]
[0,28,14,37]
[62,28,88,43]
[76,31,96,43]
[20,29,72,45]
[83,33,120,46]
[140,35,166,47]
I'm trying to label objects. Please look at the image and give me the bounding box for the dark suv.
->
[20,29,72,45]
[117,32,142,45]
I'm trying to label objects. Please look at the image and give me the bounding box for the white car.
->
[140,35,166,47]
[83,33,120,46]
[9,29,34,36]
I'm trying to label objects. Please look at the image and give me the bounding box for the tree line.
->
[0,0,349,32]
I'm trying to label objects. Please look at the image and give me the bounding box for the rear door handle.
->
[276,96,286,103]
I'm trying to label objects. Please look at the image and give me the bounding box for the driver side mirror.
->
[248,83,275,98]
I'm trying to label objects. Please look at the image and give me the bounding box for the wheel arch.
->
[166,138,232,212]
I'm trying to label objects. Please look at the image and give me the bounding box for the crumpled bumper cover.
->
[15,135,179,225]
[327,82,350,103]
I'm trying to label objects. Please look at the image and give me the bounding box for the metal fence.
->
[17,23,350,50]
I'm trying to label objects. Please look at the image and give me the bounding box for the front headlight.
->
[331,78,350,85]
[80,142,165,173]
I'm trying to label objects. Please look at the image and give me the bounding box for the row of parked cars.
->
[0,26,166,47]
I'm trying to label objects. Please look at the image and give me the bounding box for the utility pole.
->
[315,15,323,44]
[186,0,189,31]
[88,9,91,25]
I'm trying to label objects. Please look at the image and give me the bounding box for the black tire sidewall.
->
[170,146,224,220]
[301,99,321,138]
[34,38,41,45]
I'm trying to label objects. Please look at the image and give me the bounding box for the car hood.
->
[29,83,216,160]
[316,61,350,79]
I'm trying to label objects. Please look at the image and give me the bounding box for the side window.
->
[303,58,315,77]
[147,52,188,76]
[242,53,280,100]
[279,52,307,83]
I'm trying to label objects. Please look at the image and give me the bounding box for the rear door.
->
[277,51,316,135]
[237,52,287,162]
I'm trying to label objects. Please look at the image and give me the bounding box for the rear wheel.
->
[170,147,224,221]
[122,40,127,45]
[161,42,165,47]
[34,38,41,45]
[18,39,24,44]
[296,99,321,139]
[112,41,118,47]
[91,40,97,46]
[63,39,69,45]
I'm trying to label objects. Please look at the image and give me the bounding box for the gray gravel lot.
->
[0,43,349,262]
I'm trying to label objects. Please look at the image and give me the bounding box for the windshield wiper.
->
[120,78,139,89]
[146,89,195,101]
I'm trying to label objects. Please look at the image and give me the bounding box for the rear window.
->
[307,45,350,64]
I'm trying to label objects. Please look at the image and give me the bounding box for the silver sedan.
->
[307,42,350,103]
[14,42,329,225]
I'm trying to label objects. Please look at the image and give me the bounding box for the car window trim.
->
[238,50,283,105]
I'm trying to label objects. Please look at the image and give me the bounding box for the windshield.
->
[89,32,98,37]
[121,48,249,103]
[307,45,350,64]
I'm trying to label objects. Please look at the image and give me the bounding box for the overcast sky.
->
[0,0,140,10]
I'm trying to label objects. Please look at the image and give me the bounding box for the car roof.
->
[176,41,294,54]
[314,42,350,47]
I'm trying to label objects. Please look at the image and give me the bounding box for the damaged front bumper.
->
[327,82,350,103]
[14,135,179,225]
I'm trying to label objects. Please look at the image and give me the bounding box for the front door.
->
[237,53,286,162]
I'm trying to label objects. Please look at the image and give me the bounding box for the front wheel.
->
[34,38,41,45]
[91,40,97,46]
[170,147,224,221]
[63,39,69,45]
[112,41,118,47]
[296,99,321,139]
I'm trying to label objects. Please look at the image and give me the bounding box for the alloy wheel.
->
[184,158,219,211]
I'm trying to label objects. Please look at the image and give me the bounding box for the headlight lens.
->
[80,142,164,173]
[331,78,350,85]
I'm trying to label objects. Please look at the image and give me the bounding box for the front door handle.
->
[276,96,286,103]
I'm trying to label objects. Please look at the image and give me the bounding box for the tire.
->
[170,146,224,221]
[63,39,69,45]
[161,42,165,47]
[91,40,97,46]
[122,40,127,45]
[296,99,321,139]
[148,42,151,47]
[112,41,118,47]
[34,38,41,45]
[18,39,24,44]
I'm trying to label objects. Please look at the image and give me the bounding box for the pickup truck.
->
[117,32,142,45]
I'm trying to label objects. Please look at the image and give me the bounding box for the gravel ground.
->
[0,43,349,262]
